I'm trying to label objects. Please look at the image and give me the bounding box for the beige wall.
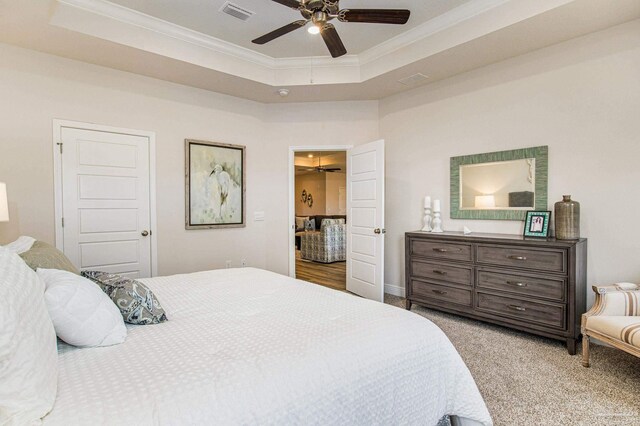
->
[325,172,346,215]
[295,173,326,216]
[379,20,640,303]
[2,19,638,304]
[0,43,379,276]
[294,172,346,216]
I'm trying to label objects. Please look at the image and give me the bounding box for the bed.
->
[40,267,492,425]
[1,242,491,425]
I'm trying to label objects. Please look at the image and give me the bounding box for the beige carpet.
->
[384,295,640,426]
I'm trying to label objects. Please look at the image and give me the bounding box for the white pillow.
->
[38,268,127,347]
[0,247,58,424]
[2,235,36,254]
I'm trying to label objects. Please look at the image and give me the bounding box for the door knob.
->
[141,230,149,237]
[374,228,386,234]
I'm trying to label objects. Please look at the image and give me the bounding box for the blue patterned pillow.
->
[304,218,316,231]
[81,271,168,325]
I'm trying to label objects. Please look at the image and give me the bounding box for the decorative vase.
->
[554,195,580,240]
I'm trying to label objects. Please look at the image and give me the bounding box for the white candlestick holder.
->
[421,207,433,232]
[431,211,444,233]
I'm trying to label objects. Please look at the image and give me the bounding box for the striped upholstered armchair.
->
[300,219,346,263]
[581,283,640,367]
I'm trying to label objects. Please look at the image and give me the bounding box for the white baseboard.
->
[384,283,405,298]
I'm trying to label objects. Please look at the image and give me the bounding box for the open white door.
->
[346,139,385,301]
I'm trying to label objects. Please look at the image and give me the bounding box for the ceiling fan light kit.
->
[252,0,410,58]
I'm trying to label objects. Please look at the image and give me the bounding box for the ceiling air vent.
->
[219,2,255,22]
[398,73,430,86]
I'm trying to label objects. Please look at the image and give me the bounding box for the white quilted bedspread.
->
[44,268,492,426]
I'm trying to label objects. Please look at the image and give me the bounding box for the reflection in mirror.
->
[460,159,535,210]
[450,145,548,221]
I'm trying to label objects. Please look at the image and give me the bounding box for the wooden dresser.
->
[405,231,587,354]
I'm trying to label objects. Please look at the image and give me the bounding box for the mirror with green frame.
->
[450,146,548,220]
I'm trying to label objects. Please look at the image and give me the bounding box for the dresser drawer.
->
[411,280,472,307]
[410,239,472,262]
[476,245,566,273]
[411,260,472,286]
[477,269,566,302]
[476,291,566,329]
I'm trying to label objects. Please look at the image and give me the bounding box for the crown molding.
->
[56,0,274,68]
[55,0,360,70]
[358,0,511,65]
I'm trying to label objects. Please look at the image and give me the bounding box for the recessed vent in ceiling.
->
[219,2,255,22]
[398,73,430,86]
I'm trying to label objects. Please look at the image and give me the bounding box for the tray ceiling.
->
[106,0,473,58]
[0,0,638,103]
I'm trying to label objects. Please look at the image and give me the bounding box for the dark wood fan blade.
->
[338,9,410,24]
[320,24,347,58]
[252,20,307,45]
[323,168,342,171]
[271,0,301,10]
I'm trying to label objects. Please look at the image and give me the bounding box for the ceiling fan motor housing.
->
[302,0,339,19]
[311,11,329,26]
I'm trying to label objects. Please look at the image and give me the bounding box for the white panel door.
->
[346,139,385,301]
[60,127,151,278]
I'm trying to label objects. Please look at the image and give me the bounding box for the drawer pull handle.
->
[433,248,461,253]
[507,255,528,261]
[508,304,526,312]
[433,270,447,276]
[506,280,528,288]
[432,290,448,295]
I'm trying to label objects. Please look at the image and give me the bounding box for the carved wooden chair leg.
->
[582,334,590,367]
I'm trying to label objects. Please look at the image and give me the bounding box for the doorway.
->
[288,146,350,291]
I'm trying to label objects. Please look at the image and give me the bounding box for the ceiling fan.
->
[252,0,411,58]
[306,156,342,173]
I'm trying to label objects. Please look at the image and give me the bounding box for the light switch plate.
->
[254,211,265,221]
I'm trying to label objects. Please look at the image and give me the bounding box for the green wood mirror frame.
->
[450,146,548,220]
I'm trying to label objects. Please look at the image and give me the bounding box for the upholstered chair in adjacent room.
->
[300,218,346,263]
[581,283,640,367]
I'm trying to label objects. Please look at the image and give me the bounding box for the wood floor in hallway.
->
[295,257,346,291]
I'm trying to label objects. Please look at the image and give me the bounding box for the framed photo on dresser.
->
[523,210,551,238]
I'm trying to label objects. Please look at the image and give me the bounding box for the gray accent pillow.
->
[304,218,316,231]
[81,271,168,325]
[19,241,79,274]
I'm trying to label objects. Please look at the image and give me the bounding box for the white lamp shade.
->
[0,183,8,222]
[475,195,495,209]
